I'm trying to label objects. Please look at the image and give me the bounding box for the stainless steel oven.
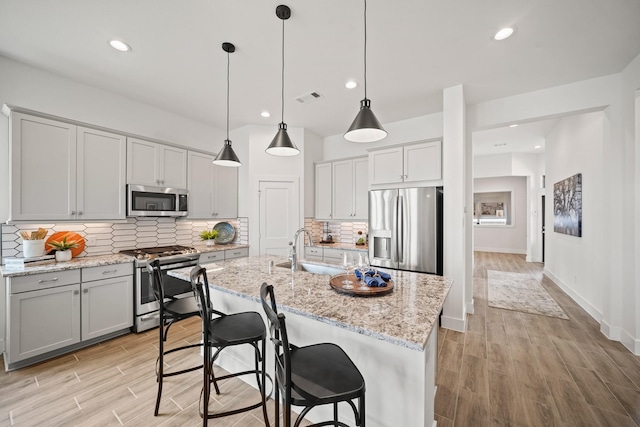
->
[120,246,200,332]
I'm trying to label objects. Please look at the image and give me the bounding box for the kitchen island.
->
[169,255,451,427]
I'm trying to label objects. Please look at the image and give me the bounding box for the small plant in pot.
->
[200,229,219,246]
[48,237,79,262]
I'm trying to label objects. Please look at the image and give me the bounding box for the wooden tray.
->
[329,274,394,297]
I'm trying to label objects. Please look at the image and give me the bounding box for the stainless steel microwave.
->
[127,185,188,217]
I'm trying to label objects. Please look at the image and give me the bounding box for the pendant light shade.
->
[214,139,241,166]
[213,42,241,167]
[344,0,387,143]
[344,98,387,142]
[266,5,299,156]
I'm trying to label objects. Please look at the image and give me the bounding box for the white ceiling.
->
[1,0,639,147]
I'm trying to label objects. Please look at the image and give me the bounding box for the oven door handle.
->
[140,313,160,322]
[158,259,199,270]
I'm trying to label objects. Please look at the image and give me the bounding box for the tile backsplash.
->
[304,218,368,245]
[1,217,248,261]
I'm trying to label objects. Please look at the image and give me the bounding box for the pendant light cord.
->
[226,49,230,141]
[281,17,285,124]
[363,0,368,100]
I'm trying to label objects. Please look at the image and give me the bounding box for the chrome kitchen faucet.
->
[289,228,313,271]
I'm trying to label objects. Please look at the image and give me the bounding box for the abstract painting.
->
[553,173,582,237]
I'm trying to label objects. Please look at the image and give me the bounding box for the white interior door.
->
[259,180,298,256]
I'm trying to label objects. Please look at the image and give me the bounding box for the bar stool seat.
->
[190,266,271,426]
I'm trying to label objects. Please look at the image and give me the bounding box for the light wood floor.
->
[435,251,640,426]
[1,252,639,426]
[0,317,311,427]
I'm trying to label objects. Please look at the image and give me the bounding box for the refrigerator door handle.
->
[397,195,404,263]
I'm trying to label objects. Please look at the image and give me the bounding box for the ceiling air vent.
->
[296,91,323,104]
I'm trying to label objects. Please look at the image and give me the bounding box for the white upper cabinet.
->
[187,151,238,219]
[127,138,187,188]
[9,113,126,221]
[316,157,368,221]
[315,162,333,220]
[332,157,369,220]
[76,127,126,220]
[369,141,442,186]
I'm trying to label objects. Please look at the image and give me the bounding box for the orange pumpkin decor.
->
[46,231,85,257]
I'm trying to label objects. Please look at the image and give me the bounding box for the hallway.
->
[435,251,640,426]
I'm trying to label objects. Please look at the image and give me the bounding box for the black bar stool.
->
[190,266,271,426]
[260,282,366,427]
[147,259,203,416]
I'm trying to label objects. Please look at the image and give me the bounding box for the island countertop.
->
[169,255,451,351]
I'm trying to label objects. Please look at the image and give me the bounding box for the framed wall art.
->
[553,173,582,237]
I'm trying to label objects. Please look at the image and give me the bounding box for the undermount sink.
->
[275,261,345,276]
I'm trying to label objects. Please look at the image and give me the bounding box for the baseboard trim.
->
[466,298,475,315]
[474,247,527,255]
[440,314,466,332]
[543,268,602,323]
[620,330,640,356]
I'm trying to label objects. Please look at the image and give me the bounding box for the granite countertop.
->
[1,253,134,278]
[169,255,451,351]
[1,244,250,278]
[191,243,249,253]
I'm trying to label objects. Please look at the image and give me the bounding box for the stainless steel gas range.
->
[119,245,200,332]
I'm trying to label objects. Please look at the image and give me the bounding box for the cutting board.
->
[46,231,85,257]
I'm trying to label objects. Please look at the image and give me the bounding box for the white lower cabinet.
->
[5,264,133,370]
[304,247,323,261]
[81,265,133,341]
[7,270,81,365]
[304,247,367,264]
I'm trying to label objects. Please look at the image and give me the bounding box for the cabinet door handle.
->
[38,278,58,284]
[102,269,118,275]
[83,289,88,293]
[78,211,83,215]
[74,290,80,295]
[404,175,408,179]
[70,211,76,215]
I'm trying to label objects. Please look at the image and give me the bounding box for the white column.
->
[441,85,468,331]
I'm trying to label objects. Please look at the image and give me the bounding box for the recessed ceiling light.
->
[534,145,542,149]
[509,124,518,128]
[345,80,358,89]
[261,111,271,118]
[109,39,131,52]
[494,143,508,147]
[494,27,514,41]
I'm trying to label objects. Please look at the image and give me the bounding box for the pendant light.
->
[344,0,387,143]
[266,4,300,157]
[213,42,242,167]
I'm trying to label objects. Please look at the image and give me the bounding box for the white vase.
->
[55,250,72,262]
[23,239,45,258]
[205,240,215,247]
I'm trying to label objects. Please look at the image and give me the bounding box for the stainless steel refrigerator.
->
[368,187,443,275]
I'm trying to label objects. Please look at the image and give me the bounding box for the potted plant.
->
[48,236,79,262]
[200,229,219,247]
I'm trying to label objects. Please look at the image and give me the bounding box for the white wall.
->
[620,52,640,354]
[0,56,224,151]
[474,176,528,254]
[544,111,606,321]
